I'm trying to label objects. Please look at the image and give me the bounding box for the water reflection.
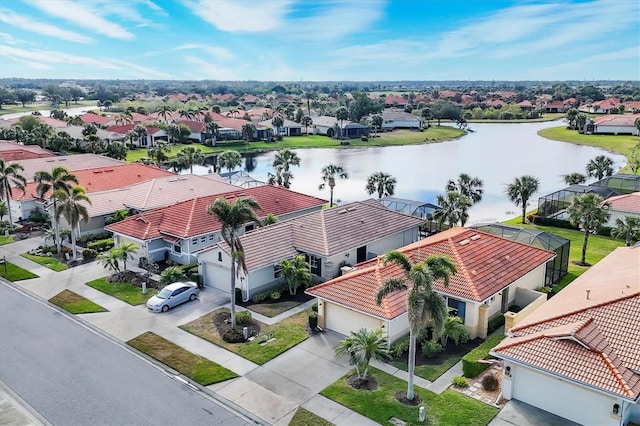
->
[189,121,627,223]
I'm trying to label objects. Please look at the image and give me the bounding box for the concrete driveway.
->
[489,400,580,426]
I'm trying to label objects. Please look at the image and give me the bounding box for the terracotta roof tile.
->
[307,227,555,319]
[604,191,640,213]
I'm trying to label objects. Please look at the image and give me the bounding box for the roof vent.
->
[586,289,590,300]
[338,209,348,214]
[505,255,511,261]
[471,269,477,275]
[347,207,356,212]
[459,239,470,246]
[470,234,481,241]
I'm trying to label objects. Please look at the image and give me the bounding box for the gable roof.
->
[492,247,640,400]
[592,114,640,127]
[603,191,640,213]
[0,142,54,162]
[80,113,113,125]
[13,154,124,185]
[174,120,206,133]
[307,227,556,319]
[106,185,326,240]
[14,163,174,201]
[217,199,424,271]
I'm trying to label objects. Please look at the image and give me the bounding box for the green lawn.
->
[0,100,96,115]
[86,277,157,305]
[21,253,68,272]
[538,126,639,173]
[127,331,237,386]
[502,215,624,293]
[125,127,464,163]
[392,354,462,382]
[0,235,14,246]
[321,367,498,426]
[49,289,107,314]
[289,408,334,426]
[180,308,310,365]
[0,261,39,281]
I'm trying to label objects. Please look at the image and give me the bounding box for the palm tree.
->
[268,149,300,189]
[116,242,138,273]
[0,159,27,226]
[421,107,432,126]
[207,197,261,329]
[335,107,349,139]
[157,104,174,122]
[133,124,147,146]
[567,193,610,265]
[439,315,468,347]
[279,255,311,295]
[563,172,587,185]
[506,175,540,224]
[114,112,133,125]
[365,172,397,198]
[370,115,383,136]
[206,121,219,143]
[565,108,579,129]
[303,91,316,116]
[446,173,484,205]
[586,155,614,181]
[177,146,205,174]
[635,117,640,136]
[34,166,78,254]
[98,248,122,277]
[178,109,194,120]
[335,328,390,381]
[611,216,640,246]
[319,164,348,207]
[241,122,256,143]
[434,191,472,227]
[217,150,242,183]
[271,116,284,138]
[300,115,313,135]
[0,200,7,222]
[54,185,91,261]
[147,142,170,167]
[376,252,456,401]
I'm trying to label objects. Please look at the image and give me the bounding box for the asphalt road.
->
[0,281,254,426]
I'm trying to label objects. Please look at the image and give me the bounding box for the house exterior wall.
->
[387,313,409,344]
[595,125,638,136]
[324,301,383,337]
[246,266,281,300]
[504,362,624,426]
[606,210,640,228]
[381,120,421,129]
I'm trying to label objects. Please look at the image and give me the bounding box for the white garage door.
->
[325,302,382,337]
[512,365,617,426]
[202,261,229,292]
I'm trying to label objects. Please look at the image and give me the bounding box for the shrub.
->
[391,335,410,357]
[270,291,281,300]
[87,238,115,252]
[452,376,468,388]
[421,340,444,358]
[78,232,111,244]
[223,329,245,343]
[416,328,431,344]
[311,302,318,312]
[487,315,506,335]
[481,373,499,392]
[235,311,252,326]
[160,266,187,285]
[462,333,506,378]
[235,288,243,303]
[308,312,318,329]
[361,136,368,141]
[82,248,98,260]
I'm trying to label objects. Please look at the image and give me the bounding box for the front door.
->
[357,246,367,263]
[501,287,510,313]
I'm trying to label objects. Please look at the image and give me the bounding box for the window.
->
[217,252,222,262]
[308,256,319,269]
[447,298,466,322]
[174,244,181,253]
[200,236,206,243]
[192,238,198,245]
[209,234,215,241]
[245,224,255,232]
[274,263,283,279]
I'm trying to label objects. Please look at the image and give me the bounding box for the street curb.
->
[0,379,52,426]
[1,279,267,426]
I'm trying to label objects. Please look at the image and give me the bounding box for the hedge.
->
[532,215,612,236]
[487,315,506,335]
[87,238,115,252]
[462,333,506,378]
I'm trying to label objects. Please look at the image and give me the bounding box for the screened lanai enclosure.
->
[470,223,570,286]
[590,174,640,195]
[378,196,445,236]
[537,185,618,219]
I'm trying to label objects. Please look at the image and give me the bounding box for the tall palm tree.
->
[0,159,27,226]
[567,193,610,265]
[271,115,284,138]
[563,172,587,185]
[178,109,194,120]
[54,185,91,261]
[334,328,390,381]
[319,164,348,207]
[446,173,484,205]
[506,175,540,224]
[279,255,311,295]
[611,216,640,247]
[177,146,205,174]
[157,104,174,122]
[365,171,397,198]
[114,112,133,125]
[133,124,147,146]
[370,115,383,136]
[217,150,242,183]
[147,142,170,167]
[206,121,219,143]
[300,115,313,135]
[376,252,456,401]
[335,107,349,139]
[207,197,261,329]
[434,191,472,227]
[116,242,138,273]
[241,122,256,143]
[303,91,316,116]
[34,166,78,254]
[268,149,300,189]
[586,155,614,181]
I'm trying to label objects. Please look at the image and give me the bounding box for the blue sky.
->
[0,0,638,81]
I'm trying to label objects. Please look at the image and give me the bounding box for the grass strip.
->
[21,253,68,271]
[127,331,237,385]
[0,261,38,281]
[289,408,333,426]
[86,277,156,305]
[321,367,498,426]
[49,289,107,314]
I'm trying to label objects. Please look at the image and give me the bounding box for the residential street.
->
[0,281,253,426]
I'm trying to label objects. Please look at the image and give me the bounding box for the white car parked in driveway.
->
[146,282,199,312]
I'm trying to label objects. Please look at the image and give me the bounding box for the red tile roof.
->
[36,116,68,128]
[493,247,640,400]
[307,227,555,319]
[383,94,408,106]
[174,120,206,133]
[80,113,113,125]
[14,163,174,200]
[604,191,640,213]
[106,185,326,240]
[592,113,640,127]
[0,142,54,162]
[208,112,263,130]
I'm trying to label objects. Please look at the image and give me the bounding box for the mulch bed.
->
[395,391,422,405]
[393,337,482,366]
[108,271,160,289]
[346,374,378,391]
[236,290,313,308]
[213,311,261,336]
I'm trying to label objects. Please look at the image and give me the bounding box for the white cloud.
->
[0,10,94,43]
[0,32,17,44]
[181,56,245,80]
[174,44,235,61]
[181,0,293,32]
[27,0,135,40]
[109,59,173,79]
[0,45,119,69]
[527,46,640,79]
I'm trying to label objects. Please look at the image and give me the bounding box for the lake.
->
[191,120,627,224]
